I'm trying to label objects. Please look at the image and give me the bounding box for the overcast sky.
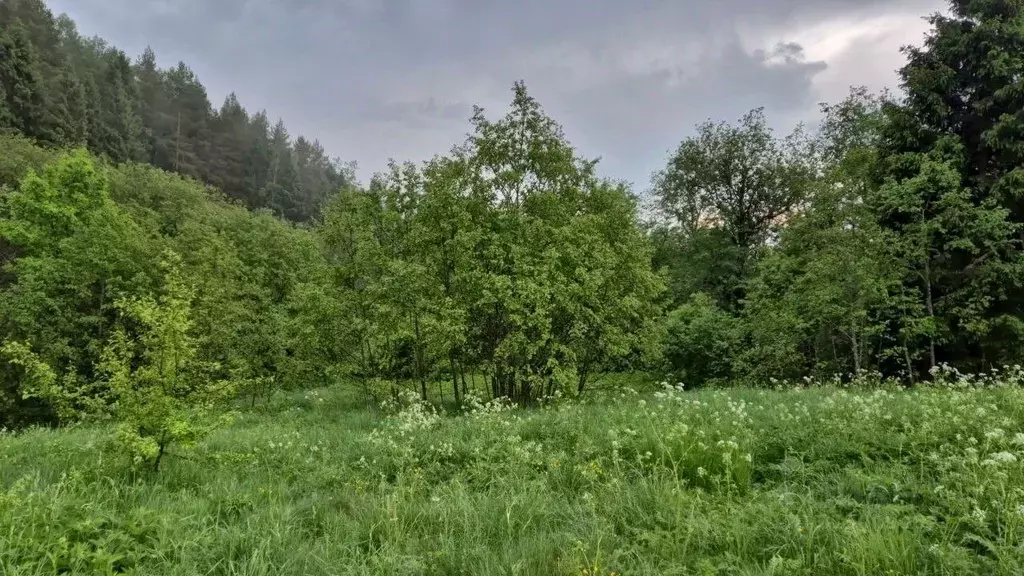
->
[48,0,944,188]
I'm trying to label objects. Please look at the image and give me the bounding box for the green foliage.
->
[0,20,46,139]
[873,0,1024,374]
[0,131,55,194]
[0,138,330,429]
[0,0,349,222]
[320,83,664,402]
[101,251,235,470]
[652,107,817,309]
[660,293,739,387]
[3,381,1024,573]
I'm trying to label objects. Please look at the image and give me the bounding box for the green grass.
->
[3,382,1024,575]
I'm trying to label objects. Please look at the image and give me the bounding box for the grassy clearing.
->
[2,382,1024,575]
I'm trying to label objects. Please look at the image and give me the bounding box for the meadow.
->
[2,376,1024,575]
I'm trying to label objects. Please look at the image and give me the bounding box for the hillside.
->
[3,380,1024,574]
[0,0,350,222]
[2,1,1024,574]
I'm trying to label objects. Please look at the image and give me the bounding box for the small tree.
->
[661,293,741,387]
[101,250,234,471]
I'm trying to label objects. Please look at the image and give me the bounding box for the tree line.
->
[1,0,1023,466]
[653,0,1024,385]
[0,0,351,222]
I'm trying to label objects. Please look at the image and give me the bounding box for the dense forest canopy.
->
[1,0,1024,455]
[0,0,351,223]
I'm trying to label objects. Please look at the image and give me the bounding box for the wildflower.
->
[989,451,1017,463]
[985,429,1005,441]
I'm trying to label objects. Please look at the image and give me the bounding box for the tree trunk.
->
[924,257,937,370]
[850,324,861,375]
[577,361,591,395]
[449,354,461,407]
[413,312,427,402]
[460,363,468,397]
[153,432,167,472]
[903,338,915,386]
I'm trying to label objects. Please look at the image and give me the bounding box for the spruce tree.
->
[0,21,46,139]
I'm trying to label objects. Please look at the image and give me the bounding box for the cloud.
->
[47,0,944,187]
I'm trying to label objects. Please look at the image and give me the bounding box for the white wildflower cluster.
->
[928,363,1024,388]
[303,389,326,404]
[981,451,1018,466]
[380,389,441,436]
[462,390,515,418]
[767,370,900,390]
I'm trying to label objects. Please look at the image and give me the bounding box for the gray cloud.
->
[48,0,945,187]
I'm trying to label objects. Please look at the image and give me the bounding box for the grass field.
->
[2,381,1024,575]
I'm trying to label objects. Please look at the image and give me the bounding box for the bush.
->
[660,293,740,387]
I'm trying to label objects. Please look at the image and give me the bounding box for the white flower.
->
[990,451,1017,463]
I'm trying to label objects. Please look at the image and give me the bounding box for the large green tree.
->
[653,108,817,309]
[876,0,1024,371]
[0,21,46,139]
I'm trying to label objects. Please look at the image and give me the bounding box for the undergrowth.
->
[2,377,1024,575]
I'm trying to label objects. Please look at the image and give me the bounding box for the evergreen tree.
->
[263,119,298,217]
[210,93,249,199]
[50,60,88,145]
[135,47,168,166]
[163,62,213,180]
[93,48,144,163]
[243,110,273,209]
[0,21,46,139]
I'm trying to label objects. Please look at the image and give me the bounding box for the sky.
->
[47,0,946,189]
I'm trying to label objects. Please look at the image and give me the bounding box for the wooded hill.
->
[2,0,1024,462]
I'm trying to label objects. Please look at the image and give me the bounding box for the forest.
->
[3,0,1024,573]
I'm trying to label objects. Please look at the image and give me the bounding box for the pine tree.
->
[210,93,249,199]
[0,21,46,139]
[263,119,298,217]
[243,110,272,209]
[163,62,213,180]
[94,48,145,163]
[51,60,88,145]
[135,47,168,166]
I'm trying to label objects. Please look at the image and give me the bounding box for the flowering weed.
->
[2,381,1024,573]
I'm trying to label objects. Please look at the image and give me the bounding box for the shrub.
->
[660,293,740,387]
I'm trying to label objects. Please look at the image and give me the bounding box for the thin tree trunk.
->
[577,361,591,395]
[153,432,167,472]
[850,324,861,374]
[460,362,468,397]
[174,111,181,172]
[924,257,937,370]
[903,338,915,386]
[449,354,461,406]
[413,312,427,402]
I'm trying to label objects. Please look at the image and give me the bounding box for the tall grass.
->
[2,382,1024,574]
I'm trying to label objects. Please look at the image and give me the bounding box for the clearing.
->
[2,383,1023,575]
